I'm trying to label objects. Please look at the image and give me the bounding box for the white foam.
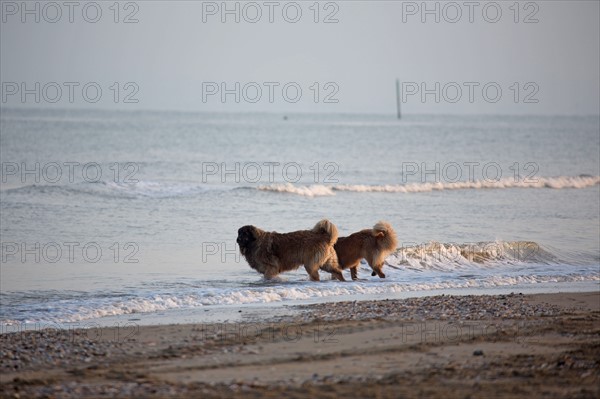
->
[2,241,597,325]
[386,241,563,271]
[257,183,335,197]
[256,176,600,197]
[3,270,598,325]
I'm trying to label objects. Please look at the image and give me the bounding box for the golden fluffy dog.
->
[237,219,345,281]
[334,221,398,280]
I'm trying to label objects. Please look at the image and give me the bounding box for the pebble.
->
[281,294,568,324]
[0,329,135,374]
[0,294,579,398]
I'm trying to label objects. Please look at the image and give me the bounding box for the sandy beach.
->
[1,291,598,398]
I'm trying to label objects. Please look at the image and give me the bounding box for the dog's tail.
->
[372,221,399,251]
[312,219,339,245]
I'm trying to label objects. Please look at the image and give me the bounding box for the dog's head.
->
[237,225,258,254]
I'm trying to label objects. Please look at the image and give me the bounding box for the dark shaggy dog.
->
[334,221,398,280]
[237,219,345,281]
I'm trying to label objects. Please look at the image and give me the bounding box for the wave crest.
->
[257,183,334,197]
[386,241,564,271]
[257,176,600,197]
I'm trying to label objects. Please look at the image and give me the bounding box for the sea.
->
[1,108,599,330]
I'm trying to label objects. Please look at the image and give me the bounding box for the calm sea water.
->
[1,108,599,326]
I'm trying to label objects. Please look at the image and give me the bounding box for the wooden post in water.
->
[395,79,402,119]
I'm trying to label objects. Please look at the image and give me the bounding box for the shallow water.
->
[1,109,599,325]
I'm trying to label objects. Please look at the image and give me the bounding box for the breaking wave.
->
[2,273,597,325]
[1,240,598,325]
[3,175,597,200]
[386,241,562,271]
[257,175,600,197]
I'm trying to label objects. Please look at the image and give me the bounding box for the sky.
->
[1,0,599,115]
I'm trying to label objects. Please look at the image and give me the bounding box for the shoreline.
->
[1,291,599,398]
[2,280,598,330]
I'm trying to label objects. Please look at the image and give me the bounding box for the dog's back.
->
[335,231,373,268]
[335,221,398,270]
[238,219,344,281]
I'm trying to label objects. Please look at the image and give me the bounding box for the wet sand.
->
[1,291,598,398]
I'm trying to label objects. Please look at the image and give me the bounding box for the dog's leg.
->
[263,270,278,280]
[329,270,345,281]
[371,263,386,278]
[304,264,321,281]
[321,264,345,281]
[350,266,359,280]
[320,257,346,282]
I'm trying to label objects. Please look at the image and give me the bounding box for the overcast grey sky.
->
[1,1,599,115]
